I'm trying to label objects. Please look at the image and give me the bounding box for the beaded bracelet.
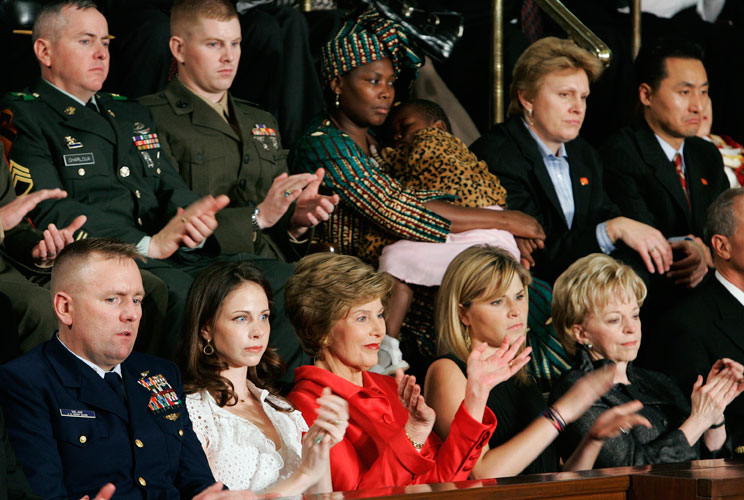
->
[542,406,566,433]
[405,431,425,451]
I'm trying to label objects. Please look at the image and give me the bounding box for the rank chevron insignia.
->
[9,160,32,194]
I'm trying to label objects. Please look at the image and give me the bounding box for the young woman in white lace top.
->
[180,262,349,495]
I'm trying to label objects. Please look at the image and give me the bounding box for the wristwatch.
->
[251,207,261,232]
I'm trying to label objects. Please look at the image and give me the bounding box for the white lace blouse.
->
[186,382,308,492]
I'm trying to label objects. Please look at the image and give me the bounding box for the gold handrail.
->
[536,0,612,65]
[491,0,505,126]
[491,0,613,124]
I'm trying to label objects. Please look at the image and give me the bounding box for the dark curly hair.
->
[179,261,289,411]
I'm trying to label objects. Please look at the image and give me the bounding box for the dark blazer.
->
[601,122,728,238]
[0,338,215,500]
[647,276,744,453]
[471,116,621,284]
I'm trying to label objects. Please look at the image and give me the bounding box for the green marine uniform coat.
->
[140,78,298,258]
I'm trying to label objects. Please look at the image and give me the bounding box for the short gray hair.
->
[32,0,99,42]
[704,188,744,245]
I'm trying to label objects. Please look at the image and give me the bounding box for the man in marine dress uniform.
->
[140,0,338,260]
[0,0,306,378]
[0,238,255,500]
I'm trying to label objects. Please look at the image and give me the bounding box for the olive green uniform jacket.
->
[0,143,55,357]
[140,78,299,259]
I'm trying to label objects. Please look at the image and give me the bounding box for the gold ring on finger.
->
[314,435,323,444]
[181,217,187,223]
[649,246,657,252]
[284,190,292,197]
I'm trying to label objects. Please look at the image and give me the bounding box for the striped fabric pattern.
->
[321,5,423,84]
[294,116,454,262]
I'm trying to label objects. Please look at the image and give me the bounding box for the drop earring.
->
[203,340,215,356]
[334,93,340,109]
[526,108,535,126]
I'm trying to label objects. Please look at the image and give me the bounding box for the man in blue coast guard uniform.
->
[0,238,255,500]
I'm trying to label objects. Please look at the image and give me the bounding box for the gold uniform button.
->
[79,435,87,444]
[135,189,141,198]
[120,166,130,177]
[178,430,183,437]
[156,168,161,175]
[137,217,143,226]
[138,477,147,487]
[77,168,85,176]
[135,439,144,448]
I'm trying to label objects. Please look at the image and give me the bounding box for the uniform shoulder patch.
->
[101,92,128,101]
[8,92,36,101]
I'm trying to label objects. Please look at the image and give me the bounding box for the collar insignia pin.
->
[64,106,76,116]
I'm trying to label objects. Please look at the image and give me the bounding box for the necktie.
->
[521,0,543,44]
[673,152,691,211]
[86,100,98,113]
[104,372,127,402]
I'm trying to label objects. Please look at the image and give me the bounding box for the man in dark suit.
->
[601,38,728,290]
[648,188,744,454]
[0,238,255,500]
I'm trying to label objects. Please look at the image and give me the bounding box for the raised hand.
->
[32,214,87,265]
[463,337,531,421]
[587,400,651,441]
[149,195,229,259]
[289,168,340,238]
[310,386,349,445]
[689,368,743,428]
[396,369,435,448]
[466,338,531,398]
[256,172,318,229]
[0,188,67,231]
[553,363,617,424]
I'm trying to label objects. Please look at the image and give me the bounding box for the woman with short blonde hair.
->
[550,254,744,468]
[427,245,651,477]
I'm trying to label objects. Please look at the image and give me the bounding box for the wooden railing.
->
[299,458,744,500]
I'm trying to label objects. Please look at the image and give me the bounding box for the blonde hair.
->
[552,254,647,358]
[285,253,394,360]
[436,245,531,382]
[507,37,604,118]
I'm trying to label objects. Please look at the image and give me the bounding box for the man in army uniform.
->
[140,0,339,259]
[0,0,306,381]
[0,142,86,359]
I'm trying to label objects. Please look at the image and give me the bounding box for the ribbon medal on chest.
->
[137,373,183,421]
[251,124,278,150]
[133,132,160,151]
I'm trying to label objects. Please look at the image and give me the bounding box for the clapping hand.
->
[149,195,229,259]
[396,369,435,448]
[32,215,87,265]
[588,400,651,441]
[289,168,339,238]
[466,337,531,400]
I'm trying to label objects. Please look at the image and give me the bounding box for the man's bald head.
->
[170,0,237,40]
[32,0,99,43]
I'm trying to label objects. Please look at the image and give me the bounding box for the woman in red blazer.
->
[285,253,531,491]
